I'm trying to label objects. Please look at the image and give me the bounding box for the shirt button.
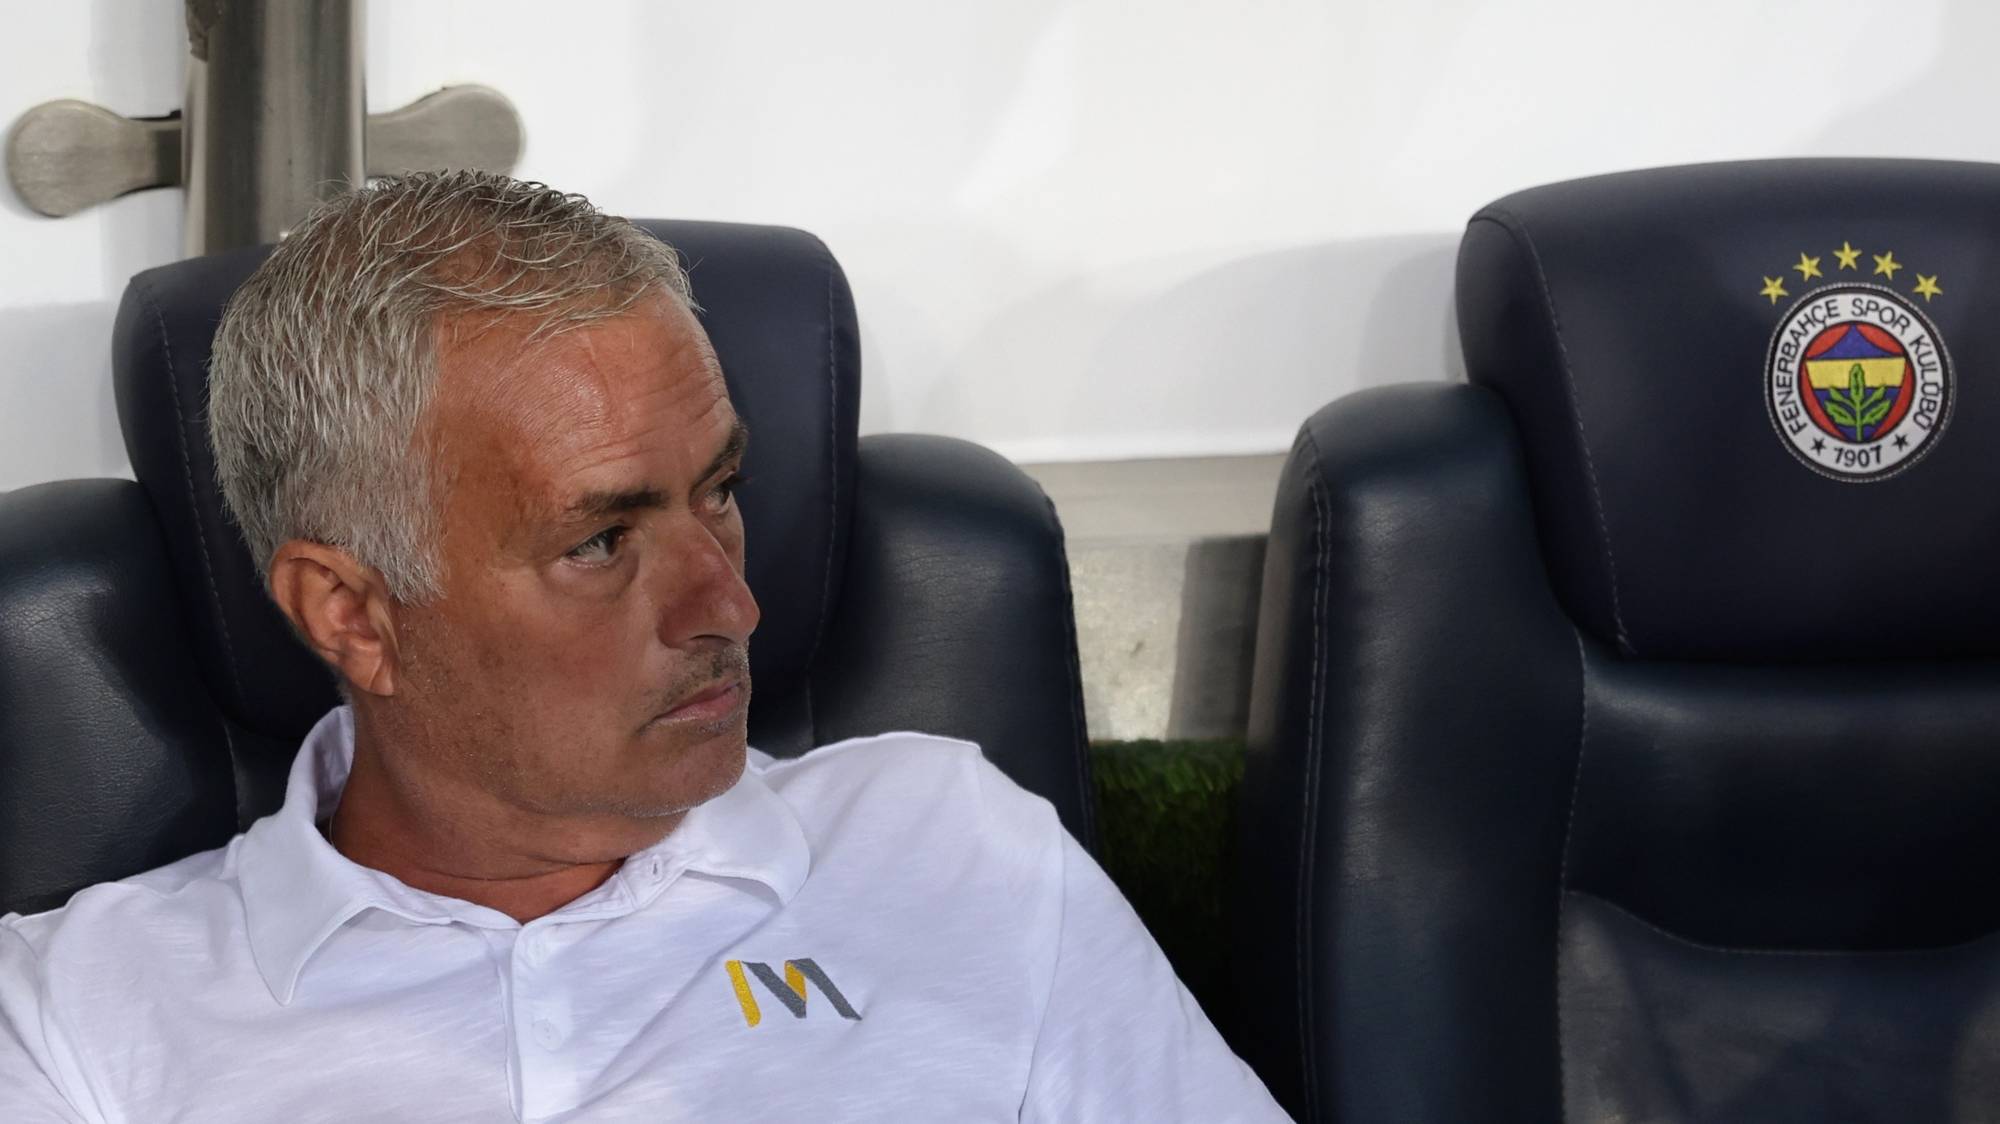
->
[532,1017,565,1050]
[647,857,665,882]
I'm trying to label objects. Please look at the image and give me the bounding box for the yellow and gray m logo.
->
[725,958,862,1028]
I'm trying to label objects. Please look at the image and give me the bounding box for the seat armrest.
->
[0,480,237,915]
[809,434,1097,850]
[1233,384,1578,1122]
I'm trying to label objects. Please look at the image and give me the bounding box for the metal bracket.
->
[7,101,181,218]
[7,84,523,220]
[365,85,524,183]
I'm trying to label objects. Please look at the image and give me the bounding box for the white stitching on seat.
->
[801,235,841,742]
[1295,425,1331,1122]
[140,277,246,706]
[1553,626,1590,1124]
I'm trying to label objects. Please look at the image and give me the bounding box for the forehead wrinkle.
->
[539,371,733,514]
[425,333,598,544]
[518,301,716,438]
[437,291,703,425]
[429,299,728,535]
[538,372,737,521]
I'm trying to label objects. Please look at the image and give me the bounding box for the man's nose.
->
[651,519,759,647]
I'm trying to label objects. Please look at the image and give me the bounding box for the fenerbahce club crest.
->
[1762,242,1953,481]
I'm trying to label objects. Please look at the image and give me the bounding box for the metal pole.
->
[183,0,365,255]
[9,0,518,239]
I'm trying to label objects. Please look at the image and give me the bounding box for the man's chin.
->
[618,726,747,817]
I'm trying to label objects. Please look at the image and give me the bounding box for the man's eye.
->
[566,526,628,565]
[705,472,747,513]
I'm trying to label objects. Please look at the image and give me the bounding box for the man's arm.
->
[1019,832,1291,1122]
[0,924,93,1123]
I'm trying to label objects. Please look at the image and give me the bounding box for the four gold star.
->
[1834,241,1862,270]
[1914,273,1943,301]
[1760,276,1789,304]
[1873,251,1902,279]
[1793,253,1823,280]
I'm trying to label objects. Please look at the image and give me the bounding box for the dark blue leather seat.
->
[1235,159,2000,1123]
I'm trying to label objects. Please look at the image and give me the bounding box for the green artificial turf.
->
[1088,737,1246,1032]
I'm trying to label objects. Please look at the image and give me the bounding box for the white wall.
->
[0,0,1993,489]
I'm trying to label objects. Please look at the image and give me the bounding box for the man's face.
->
[388,292,758,831]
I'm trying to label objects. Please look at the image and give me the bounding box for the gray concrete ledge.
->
[1022,455,1286,742]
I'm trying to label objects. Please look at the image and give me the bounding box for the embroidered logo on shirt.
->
[724,958,862,1027]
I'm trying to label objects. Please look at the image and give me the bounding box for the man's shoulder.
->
[755,729,987,779]
[4,838,246,961]
[752,732,1062,865]
[755,730,1042,812]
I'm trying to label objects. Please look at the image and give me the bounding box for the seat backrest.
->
[0,220,1091,917]
[1235,159,2000,1122]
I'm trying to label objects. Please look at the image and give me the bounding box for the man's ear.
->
[267,541,403,698]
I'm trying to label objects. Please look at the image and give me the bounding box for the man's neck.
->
[328,711,676,924]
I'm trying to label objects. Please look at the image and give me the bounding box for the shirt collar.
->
[239,706,811,1006]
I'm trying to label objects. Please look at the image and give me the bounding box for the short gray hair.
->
[208,170,692,603]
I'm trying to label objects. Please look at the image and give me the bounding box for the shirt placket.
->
[509,923,581,1120]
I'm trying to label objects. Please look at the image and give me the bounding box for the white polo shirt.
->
[0,708,1285,1122]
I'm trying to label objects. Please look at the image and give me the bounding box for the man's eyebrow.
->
[700,419,751,483]
[558,420,749,523]
[563,486,669,522]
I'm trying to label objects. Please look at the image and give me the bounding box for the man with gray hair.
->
[0,172,1284,1121]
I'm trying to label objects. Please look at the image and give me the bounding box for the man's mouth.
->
[653,677,747,726]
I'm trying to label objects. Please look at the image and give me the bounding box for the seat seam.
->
[1553,626,1589,1124]
[1471,210,1632,654]
[217,716,246,829]
[139,277,247,708]
[1565,888,2000,959]
[802,237,841,746]
[1295,426,1331,1123]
